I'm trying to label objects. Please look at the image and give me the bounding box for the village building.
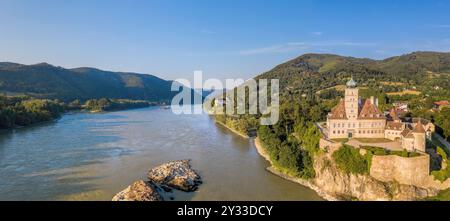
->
[434,100,450,111]
[326,77,434,152]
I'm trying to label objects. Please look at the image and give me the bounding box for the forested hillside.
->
[0,62,177,102]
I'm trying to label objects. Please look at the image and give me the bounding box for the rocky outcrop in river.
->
[147,159,202,192]
[112,180,163,201]
[112,159,202,201]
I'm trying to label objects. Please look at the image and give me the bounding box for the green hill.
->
[0,62,177,102]
[255,51,450,95]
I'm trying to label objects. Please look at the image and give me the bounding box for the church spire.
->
[346,76,357,88]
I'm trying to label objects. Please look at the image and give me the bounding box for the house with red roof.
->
[434,100,450,110]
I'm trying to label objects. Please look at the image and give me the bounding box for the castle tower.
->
[344,76,359,120]
[412,120,426,152]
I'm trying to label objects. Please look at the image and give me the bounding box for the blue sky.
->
[0,0,449,82]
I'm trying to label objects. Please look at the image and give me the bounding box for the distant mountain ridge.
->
[0,62,177,102]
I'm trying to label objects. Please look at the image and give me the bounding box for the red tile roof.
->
[328,99,347,119]
[434,100,450,106]
[386,121,403,130]
[412,121,426,133]
[358,99,384,119]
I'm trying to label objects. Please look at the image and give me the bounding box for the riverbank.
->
[254,137,336,201]
[214,120,249,139]
[210,119,330,200]
[213,121,333,200]
[1,105,158,131]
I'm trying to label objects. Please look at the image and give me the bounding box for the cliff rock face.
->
[312,154,439,201]
[112,180,163,201]
[147,160,202,192]
[255,138,441,200]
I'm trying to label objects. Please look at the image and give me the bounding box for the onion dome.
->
[346,76,357,88]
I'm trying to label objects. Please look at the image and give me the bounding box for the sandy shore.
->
[254,137,337,201]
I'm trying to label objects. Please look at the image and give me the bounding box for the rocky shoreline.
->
[112,159,202,201]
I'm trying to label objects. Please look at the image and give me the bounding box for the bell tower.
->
[345,76,359,120]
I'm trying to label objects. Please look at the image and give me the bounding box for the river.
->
[0,106,322,201]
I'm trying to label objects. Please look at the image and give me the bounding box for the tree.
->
[435,107,450,140]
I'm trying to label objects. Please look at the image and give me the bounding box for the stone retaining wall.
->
[370,154,430,186]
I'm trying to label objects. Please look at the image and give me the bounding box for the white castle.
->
[326,77,434,152]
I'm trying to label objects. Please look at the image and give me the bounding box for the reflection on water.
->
[0,107,322,201]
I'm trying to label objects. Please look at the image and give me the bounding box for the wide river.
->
[0,106,322,201]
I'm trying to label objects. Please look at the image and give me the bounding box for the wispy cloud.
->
[429,24,450,28]
[238,43,308,55]
[311,32,323,36]
[200,29,217,34]
[238,41,377,55]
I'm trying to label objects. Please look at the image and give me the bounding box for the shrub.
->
[332,145,369,175]
[431,147,450,182]
[362,146,421,158]
[425,188,450,201]
[258,125,316,179]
